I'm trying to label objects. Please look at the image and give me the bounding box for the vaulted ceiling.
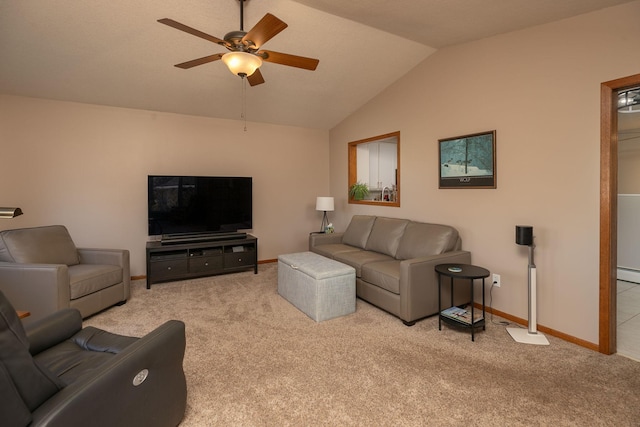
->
[0,0,634,129]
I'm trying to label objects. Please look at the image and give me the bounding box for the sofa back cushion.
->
[365,217,409,257]
[0,225,80,266]
[0,291,64,413]
[395,222,460,260]
[342,215,376,249]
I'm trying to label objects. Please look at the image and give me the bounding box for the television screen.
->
[148,176,252,237]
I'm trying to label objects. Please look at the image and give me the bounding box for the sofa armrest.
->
[26,309,83,356]
[0,262,71,324]
[30,320,187,427]
[309,232,344,250]
[398,250,472,321]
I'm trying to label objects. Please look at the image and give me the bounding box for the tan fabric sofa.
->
[309,215,471,325]
[0,225,130,324]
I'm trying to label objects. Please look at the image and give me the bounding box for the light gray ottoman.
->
[278,251,356,322]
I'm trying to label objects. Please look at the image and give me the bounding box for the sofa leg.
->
[116,300,127,306]
[402,320,416,327]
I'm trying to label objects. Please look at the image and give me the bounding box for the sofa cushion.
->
[341,215,376,249]
[34,326,137,384]
[365,217,409,257]
[310,243,361,260]
[395,222,459,260]
[334,250,394,277]
[0,225,80,266]
[68,264,123,300]
[361,260,401,294]
[0,291,64,413]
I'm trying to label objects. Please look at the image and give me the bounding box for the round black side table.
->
[435,263,490,341]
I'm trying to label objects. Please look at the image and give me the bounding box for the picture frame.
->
[438,130,496,189]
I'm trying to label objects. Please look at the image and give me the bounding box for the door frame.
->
[599,73,640,354]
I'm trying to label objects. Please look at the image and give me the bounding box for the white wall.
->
[328,2,640,344]
[0,95,329,276]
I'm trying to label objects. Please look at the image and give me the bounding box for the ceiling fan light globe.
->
[222,52,262,77]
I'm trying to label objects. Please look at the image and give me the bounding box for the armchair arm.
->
[399,250,472,321]
[77,248,129,268]
[30,320,187,427]
[26,309,83,356]
[0,262,71,325]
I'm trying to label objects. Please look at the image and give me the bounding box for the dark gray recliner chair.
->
[0,225,130,325]
[0,290,187,427]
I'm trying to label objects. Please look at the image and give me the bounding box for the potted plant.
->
[349,182,369,201]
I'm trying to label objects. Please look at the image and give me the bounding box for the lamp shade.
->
[222,52,263,77]
[0,207,23,218]
[316,197,334,212]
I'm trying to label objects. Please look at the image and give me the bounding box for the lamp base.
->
[319,211,329,233]
[506,327,549,345]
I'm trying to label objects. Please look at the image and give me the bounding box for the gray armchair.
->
[0,290,187,427]
[0,225,130,324]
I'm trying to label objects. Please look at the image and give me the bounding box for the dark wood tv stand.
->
[146,234,257,288]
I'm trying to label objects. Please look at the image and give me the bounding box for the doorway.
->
[599,73,640,355]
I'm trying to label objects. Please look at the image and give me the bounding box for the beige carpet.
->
[85,263,640,426]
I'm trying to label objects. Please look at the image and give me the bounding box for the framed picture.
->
[438,130,496,189]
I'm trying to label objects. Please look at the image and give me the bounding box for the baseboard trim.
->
[617,268,640,284]
[478,304,599,352]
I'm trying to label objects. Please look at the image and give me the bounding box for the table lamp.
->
[315,197,334,233]
[507,225,549,345]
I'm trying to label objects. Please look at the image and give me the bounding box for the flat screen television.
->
[148,175,252,238]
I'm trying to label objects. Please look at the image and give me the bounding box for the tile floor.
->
[617,280,640,361]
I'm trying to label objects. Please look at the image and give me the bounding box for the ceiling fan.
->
[158,0,319,86]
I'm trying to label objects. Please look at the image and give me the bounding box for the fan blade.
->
[242,13,287,49]
[158,18,229,47]
[247,69,265,86]
[175,53,224,69]
[260,50,319,71]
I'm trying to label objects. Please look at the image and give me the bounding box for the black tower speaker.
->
[515,225,533,246]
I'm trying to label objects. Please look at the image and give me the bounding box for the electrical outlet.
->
[492,273,501,287]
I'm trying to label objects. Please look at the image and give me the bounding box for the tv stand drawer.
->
[224,251,255,269]
[189,256,223,273]
[150,259,188,280]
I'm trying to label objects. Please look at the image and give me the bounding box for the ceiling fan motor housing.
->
[224,30,257,52]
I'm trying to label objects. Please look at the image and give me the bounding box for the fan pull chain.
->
[241,76,248,131]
